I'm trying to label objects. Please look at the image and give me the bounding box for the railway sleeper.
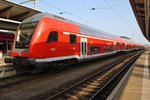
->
[77,87,97,93]
[88,82,101,86]
[91,80,102,83]
[82,84,98,89]
[72,91,90,97]
[65,93,87,100]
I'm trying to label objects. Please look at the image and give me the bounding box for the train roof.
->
[23,13,135,43]
[24,13,115,33]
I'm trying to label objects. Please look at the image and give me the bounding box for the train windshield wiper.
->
[19,33,31,42]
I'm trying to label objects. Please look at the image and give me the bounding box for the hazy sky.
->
[12,0,150,45]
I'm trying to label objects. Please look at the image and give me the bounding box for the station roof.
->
[0,0,41,30]
[130,0,150,41]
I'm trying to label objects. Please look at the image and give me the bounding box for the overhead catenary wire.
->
[39,0,120,34]
[79,0,111,11]
[67,7,111,13]
[103,0,138,37]
[78,0,120,34]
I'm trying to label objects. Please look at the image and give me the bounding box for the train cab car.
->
[4,13,143,70]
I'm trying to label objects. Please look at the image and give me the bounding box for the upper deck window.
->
[70,34,76,44]
[80,27,86,34]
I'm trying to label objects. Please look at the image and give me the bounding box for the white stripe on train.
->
[35,51,117,62]
[63,32,117,42]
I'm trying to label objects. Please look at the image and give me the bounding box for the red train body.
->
[5,13,143,69]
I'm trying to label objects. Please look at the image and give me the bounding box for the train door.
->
[80,38,87,59]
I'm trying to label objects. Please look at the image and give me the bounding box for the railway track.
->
[0,51,143,98]
[46,51,143,100]
[0,53,125,90]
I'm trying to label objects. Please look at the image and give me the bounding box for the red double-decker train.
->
[5,13,143,70]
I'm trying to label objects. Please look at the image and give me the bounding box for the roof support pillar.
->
[145,0,150,40]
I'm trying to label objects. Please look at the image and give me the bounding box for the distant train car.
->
[0,31,14,54]
[4,13,143,70]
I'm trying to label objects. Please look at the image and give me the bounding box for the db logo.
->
[50,48,56,52]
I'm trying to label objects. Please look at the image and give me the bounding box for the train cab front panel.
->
[9,18,49,66]
[11,17,61,59]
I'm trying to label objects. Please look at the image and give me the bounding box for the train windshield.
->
[15,21,39,49]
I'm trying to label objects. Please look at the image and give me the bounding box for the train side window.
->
[104,46,107,51]
[47,31,58,43]
[92,31,95,36]
[123,43,125,47]
[70,34,76,44]
[90,46,100,54]
[90,47,94,53]
[87,29,91,36]
[80,27,86,35]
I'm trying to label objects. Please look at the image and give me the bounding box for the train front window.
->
[16,21,39,49]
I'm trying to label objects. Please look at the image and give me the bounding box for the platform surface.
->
[118,50,150,100]
[0,56,11,67]
[0,57,5,66]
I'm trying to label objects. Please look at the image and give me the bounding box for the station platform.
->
[0,55,11,67]
[113,49,150,100]
[0,57,6,67]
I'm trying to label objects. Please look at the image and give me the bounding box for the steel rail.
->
[90,52,142,99]
[46,51,143,100]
